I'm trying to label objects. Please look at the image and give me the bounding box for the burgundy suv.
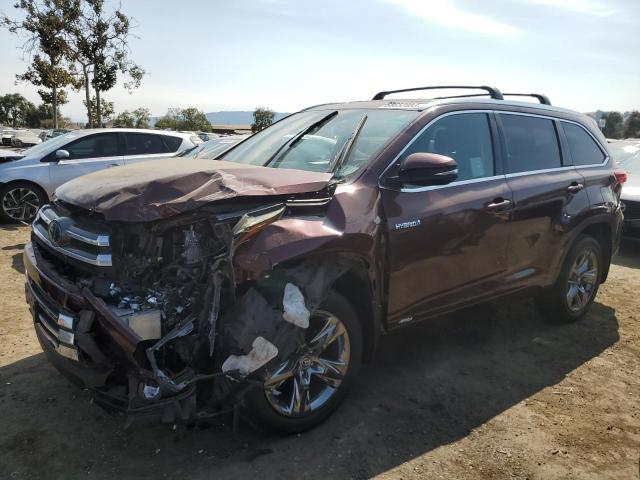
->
[23,86,624,432]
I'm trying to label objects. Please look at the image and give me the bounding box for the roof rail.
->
[502,93,551,105]
[372,85,504,101]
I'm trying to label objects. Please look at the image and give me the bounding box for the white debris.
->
[222,337,278,376]
[282,283,310,329]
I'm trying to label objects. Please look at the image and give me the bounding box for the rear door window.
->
[500,114,562,173]
[65,133,120,160]
[124,133,170,155]
[561,122,606,166]
[400,112,495,181]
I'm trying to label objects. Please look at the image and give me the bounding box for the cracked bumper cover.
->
[22,242,175,415]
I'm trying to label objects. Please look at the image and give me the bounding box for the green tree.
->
[132,107,150,128]
[2,0,80,128]
[113,110,134,128]
[603,112,624,139]
[113,108,149,128]
[251,107,275,133]
[624,111,640,139]
[0,93,36,127]
[155,107,211,131]
[66,0,144,127]
[83,96,114,126]
[180,107,211,131]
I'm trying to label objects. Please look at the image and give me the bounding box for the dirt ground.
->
[0,224,638,480]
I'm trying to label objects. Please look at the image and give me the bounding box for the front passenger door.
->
[381,112,513,326]
[49,132,124,192]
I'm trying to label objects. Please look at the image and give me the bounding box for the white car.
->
[0,128,198,222]
[10,130,42,147]
[1,129,20,146]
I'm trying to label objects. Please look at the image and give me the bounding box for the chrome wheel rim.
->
[263,310,350,417]
[566,249,598,312]
[2,188,41,221]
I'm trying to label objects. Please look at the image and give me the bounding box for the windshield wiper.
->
[329,113,368,175]
[264,110,338,167]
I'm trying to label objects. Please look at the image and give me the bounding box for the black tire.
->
[536,235,603,323]
[246,289,363,433]
[0,181,47,223]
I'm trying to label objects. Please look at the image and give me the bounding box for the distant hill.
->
[149,110,289,127]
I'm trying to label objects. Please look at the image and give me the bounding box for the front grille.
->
[32,205,112,267]
[27,278,79,361]
[623,200,640,220]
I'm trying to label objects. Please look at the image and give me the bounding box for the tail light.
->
[614,169,627,185]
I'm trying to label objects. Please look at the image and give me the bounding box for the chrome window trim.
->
[498,111,610,170]
[399,174,506,193]
[379,109,610,193]
[379,109,497,192]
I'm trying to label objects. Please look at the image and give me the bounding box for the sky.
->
[1,0,639,122]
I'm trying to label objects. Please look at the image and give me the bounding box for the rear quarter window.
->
[162,135,183,152]
[561,122,606,166]
[500,114,562,174]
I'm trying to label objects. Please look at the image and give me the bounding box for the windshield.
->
[20,132,81,157]
[220,109,419,177]
[609,141,640,174]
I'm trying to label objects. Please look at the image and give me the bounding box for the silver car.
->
[610,139,640,239]
[0,128,197,222]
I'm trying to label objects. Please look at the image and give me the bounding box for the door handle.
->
[567,182,584,193]
[485,198,512,211]
[108,163,119,167]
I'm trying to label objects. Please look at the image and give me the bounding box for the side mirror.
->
[55,149,70,160]
[393,152,458,187]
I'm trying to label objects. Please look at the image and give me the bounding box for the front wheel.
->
[246,290,363,433]
[536,235,603,323]
[0,182,47,223]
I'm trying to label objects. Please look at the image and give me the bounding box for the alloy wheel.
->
[2,188,41,222]
[263,310,350,417]
[566,248,599,312]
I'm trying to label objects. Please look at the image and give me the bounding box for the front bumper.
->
[24,242,114,388]
[24,242,199,421]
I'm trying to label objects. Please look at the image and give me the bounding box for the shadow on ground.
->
[0,298,619,479]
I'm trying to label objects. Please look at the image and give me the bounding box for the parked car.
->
[10,129,43,147]
[196,132,219,142]
[0,128,198,222]
[38,129,70,142]
[1,128,20,146]
[609,139,640,239]
[177,134,248,160]
[23,86,623,433]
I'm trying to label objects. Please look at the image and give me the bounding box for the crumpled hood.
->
[55,159,333,222]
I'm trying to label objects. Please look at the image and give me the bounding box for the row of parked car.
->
[0,128,247,222]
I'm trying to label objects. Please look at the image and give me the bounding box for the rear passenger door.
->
[123,133,183,165]
[498,113,590,289]
[381,112,513,326]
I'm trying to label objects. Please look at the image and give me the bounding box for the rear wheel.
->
[0,182,47,223]
[536,235,602,323]
[247,290,362,433]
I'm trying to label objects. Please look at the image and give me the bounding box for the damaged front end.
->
[24,189,368,425]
